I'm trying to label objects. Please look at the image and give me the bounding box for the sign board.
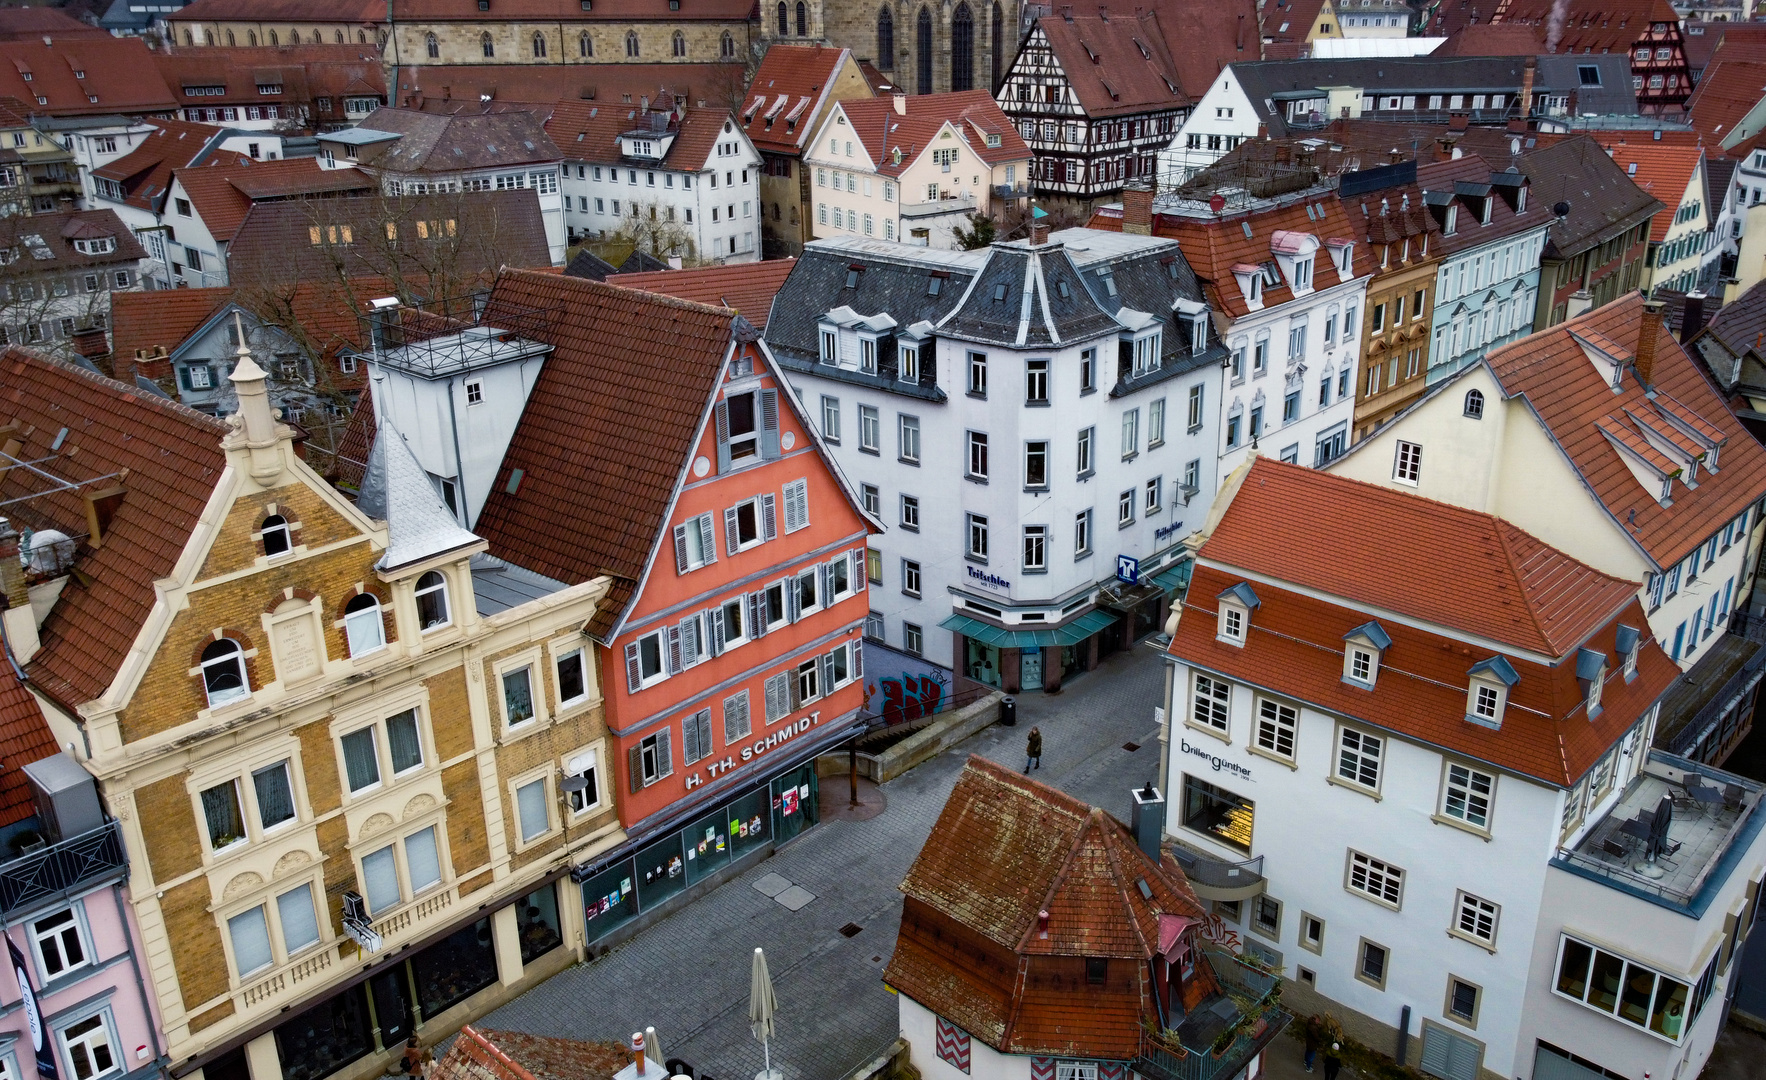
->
[341,891,383,953]
[1116,554,1140,585]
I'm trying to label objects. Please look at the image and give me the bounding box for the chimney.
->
[1679,290,1708,344]
[0,519,38,665]
[1521,55,1536,117]
[1122,181,1154,235]
[631,1032,645,1075]
[1029,221,1050,246]
[1636,299,1665,388]
[1435,133,1460,162]
[892,91,907,115]
[1036,909,1050,938]
[1130,782,1165,861]
[71,326,109,374]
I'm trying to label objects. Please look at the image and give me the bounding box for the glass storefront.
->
[965,639,1001,687]
[581,762,820,945]
[412,916,499,1019]
[1182,774,1255,854]
[516,882,562,964]
[275,984,376,1080]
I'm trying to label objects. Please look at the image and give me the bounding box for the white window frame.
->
[29,906,91,982]
[1191,673,1231,736]
[1346,849,1405,909]
[1394,439,1423,485]
[1440,761,1496,834]
[57,1009,121,1080]
[565,744,603,816]
[1335,726,1383,794]
[1452,890,1500,948]
[511,770,557,847]
[1253,697,1297,761]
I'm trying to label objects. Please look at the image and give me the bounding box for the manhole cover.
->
[1123,742,1141,752]
[840,922,864,937]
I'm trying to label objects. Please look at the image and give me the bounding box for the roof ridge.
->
[3,346,227,432]
[501,266,741,321]
[1094,810,1157,957]
[1492,519,1556,652]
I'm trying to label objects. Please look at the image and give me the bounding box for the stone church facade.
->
[763,0,1026,94]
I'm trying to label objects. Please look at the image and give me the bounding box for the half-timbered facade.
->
[1491,0,1692,114]
[996,14,1188,212]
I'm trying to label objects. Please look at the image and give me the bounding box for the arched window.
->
[796,1,807,34]
[247,30,257,45]
[1464,388,1485,418]
[415,571,451,631]
[182,29,192,45]
[877,8,894,70]
[721,31,735,58]
[203,29,214,44]
[950,2,973,92]
[533,32,547,57]
[625,30,640,56]
[344,593,386,657]
[335,29,344,42]
[777,1,789,34]
[267,29,277,45]
[991,2,1003,90]
[359,30,367,43]
[672,30,686,55]
[310,30,321,44]
[289,28,299,43]
[226,29,235,45]
[481,32,495,58]
[260,515,292,557]
[580,32,593,56]
[425,32,439,58]
[201,639,250,707]
[916,7,933,94]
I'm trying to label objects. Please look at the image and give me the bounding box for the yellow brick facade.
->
[58,369,622,1080]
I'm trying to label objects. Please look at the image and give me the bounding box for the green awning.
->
[1152,559,1193,593]
[939,607,1120,649]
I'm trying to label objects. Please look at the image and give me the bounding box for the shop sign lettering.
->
[1179,738,1253,782]
[967,566,1011,591]
[1154,519,1187,542]
[683,711,822,790]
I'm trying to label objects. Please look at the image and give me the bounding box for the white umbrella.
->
[749,947,780,1080]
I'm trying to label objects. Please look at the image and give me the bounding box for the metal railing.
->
[1134,950,1290,1080]
[1665,631,1766,759]
[0,820,126,914]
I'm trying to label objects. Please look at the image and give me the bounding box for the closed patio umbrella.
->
[749,946,780,1080]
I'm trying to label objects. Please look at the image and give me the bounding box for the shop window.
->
[273,987,376,1080]
[1182,774,1253,854]
[515,884,562,964]
[412,916,499,1019]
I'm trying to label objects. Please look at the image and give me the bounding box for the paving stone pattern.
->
[477,643,1169,1080]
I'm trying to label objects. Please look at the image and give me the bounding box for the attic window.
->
[993,283,1008,301]
[1578,64,1602,86]
[1086,957,1107,984]
[986,133,1001,148]
[1096,268,1117,296]
[1056,280,1070,299]
[846,267,861,288]
[927,275,944,296]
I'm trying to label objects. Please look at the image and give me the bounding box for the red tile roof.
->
[543,102,730,170]
[740,45,860,156]
[468,270,737,633]
[1175,560,1678,786]
[172,0,384,22]
[152,43,386,108]
[433,1028,630,1080]
[885,756,1210,1059]
[0,658,59,829]
[1035,11,1189,119]
[172,158,374,243]
[94,118,234,212]
[0,208,147,269]
[0,349,229,709]
[393,63,747,113]
[1485,292,1766,568]
[831,91,1031,179]
[1434,22,1546,56]
[387,0,755,20]
[1491,0,1679,54]
[1593,131,1705,242]
[606,258,794,327]
[1687,58,1766,151]
[0,8,108,40]
[109,286,232,367]
[1205,458,1642,655]
[0,37,175,117]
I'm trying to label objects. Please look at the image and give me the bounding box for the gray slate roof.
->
[470,552,571,616]
[360,422,483,572]
[1516,135,1665,259]
[1531,55,1639,117]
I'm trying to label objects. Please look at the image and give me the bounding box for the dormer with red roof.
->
[1330,292,1766,768]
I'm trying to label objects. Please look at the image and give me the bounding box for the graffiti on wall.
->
[863,640,954,725]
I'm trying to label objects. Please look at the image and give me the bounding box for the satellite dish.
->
[1552,200,1571,219]
[26,530,74,575]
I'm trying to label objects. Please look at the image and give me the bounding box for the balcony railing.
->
[1167,846,1266,901]
[0,820,126,915]
[1134,949,1290,1080]
[992,183,1029,200]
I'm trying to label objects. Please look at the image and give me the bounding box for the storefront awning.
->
[940,608,1119,649]
[1151,560,1192,593]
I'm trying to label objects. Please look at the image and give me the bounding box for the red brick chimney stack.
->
[1637,299,1666,388]
[1122,182,1154,236]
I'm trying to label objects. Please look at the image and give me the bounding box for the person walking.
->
[1025,726,1042,772]
[1302,1015,1324,1072]
[1322,1041,1343,1080]
[400,1038,424,1079]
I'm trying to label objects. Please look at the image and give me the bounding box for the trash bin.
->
[1000,696,1017,727]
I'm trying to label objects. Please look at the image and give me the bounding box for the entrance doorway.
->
[368,966,415,1049]
[1021,649,1043,691]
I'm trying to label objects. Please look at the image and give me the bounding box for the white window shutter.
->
[760,388,780,459]
[682,711,701,763]
[748,591,767,638]
[724,507,740,555]
[656,728,673,778]
[708,607,725,655]
[698,513,716,564]
[624,642,642,692]
[853,548,866,591]
[673,523,690,573]
[714,400,731,472]
[853,639,863,678]
[666,625,683,674]
[786,577,801,622]
[761,493,777,540]
[679,616,699,666]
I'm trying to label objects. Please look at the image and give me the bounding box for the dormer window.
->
[1445,205,1458,234]
[1293,258,1313,290]
[1616,624,1642,680]
[1342,621,1391,688]
[1216,582,1259,646]
[1132,331,1161,377]
[819,325,838,364]
[1260,263,1282,287]
[1465,656,1519,729]
[1577,647,1607,717]
[72,236,115,255]
[859,334,878,374]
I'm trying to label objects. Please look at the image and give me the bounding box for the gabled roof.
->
[740,45,857,155]
[827,91,1030,179]
[110,286,234,363]
[171,158,374,243]
[350,108,562,173]
[1687,58,1766,152]
[1415,153,1547,257]
[93,118,239,212]
[0,37,175,117]
[1175,559,1678,786]
[1517,135,1664,259]
[1434,23,1545,55]
[542,102,731,170]
[0,8,107,40]
[0,349,229,709]
[152,44,386,107]
[0,209,146,270]
[1034,10,1189,119]
[468,270,739,637]
[1594,131,1704,243]
[1690,277,1766,391]
[607,259,796,328]
[1205,458,1642,656]
[563,249,619,281]
[388,0,755,20]
[1489,0,1680,53]
[1485,293,1766,567]
[0,658,60,828]
[173,0,383,19]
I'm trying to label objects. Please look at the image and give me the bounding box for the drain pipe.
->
[1396,1004,1411,1066]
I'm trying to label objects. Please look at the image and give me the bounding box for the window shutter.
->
[748,591,767,638]
[628,745,644,792]
[766,673,786,722]
[714,400,732,472]
[853,549,866,591]
[666,625,683,674]
[761,493,777,540]
[786,577,801,622]
[853,639,863,679]
[682,712,701,764]
[820,652,834,695]
[760,388,780,459]
[708,607,725,656]
[673,523,690,573]
[796,479,811,529]
[656,728,673,778]
[1419,1030,1451,1079]
[624,642,642,693]
[177,366,192,390]
[679,615,700,666]
[788,668,802,711]
[698,514,716,564]
[696,710,712,758]
[724,507,740,555]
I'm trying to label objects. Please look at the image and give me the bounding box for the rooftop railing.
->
[0,820,126,915]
